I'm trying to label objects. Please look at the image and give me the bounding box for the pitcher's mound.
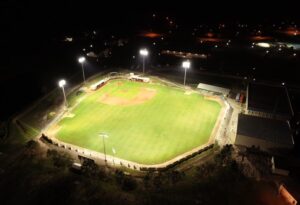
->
[99,88,156,106]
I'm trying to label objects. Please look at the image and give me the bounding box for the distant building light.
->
[257,42,271,48]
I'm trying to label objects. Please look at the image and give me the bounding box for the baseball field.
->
[54,79,222,165]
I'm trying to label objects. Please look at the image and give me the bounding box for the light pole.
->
[99,133,108,165]
[58,79,68,107]
[182,60,191,86]
[78,56,86,83]
[112,147,116,165]
[139,49,148,74]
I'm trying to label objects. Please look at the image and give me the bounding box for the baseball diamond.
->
[49,77,222,165]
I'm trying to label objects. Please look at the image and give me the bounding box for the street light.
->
[112,147,116,165]
[182,60,191,86]
[78,56,86,83]
[58,79,68,107]
[139,48,148,74]
[99,133,108,164]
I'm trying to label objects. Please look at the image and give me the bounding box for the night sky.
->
[1,1,300,119]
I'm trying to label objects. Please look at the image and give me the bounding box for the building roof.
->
[247,83,292,117]
[197,83,230,95]
[237,114,293,146]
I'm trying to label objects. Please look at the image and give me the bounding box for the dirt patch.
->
[117,82,123,86]
[204,95,224,107]
[99,88,156,106]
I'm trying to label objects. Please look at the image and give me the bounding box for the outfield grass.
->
[56,80,221,165]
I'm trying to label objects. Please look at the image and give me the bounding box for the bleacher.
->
[90,78,109,91]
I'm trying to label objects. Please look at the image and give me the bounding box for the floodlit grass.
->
[56,80,221,165]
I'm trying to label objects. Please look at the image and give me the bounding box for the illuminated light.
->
[256,42,271,48]
[139,49,148,56]
[206,32,214,38]
[250,36,273,41]
[266,50,269,53]
[253,78,256,81]
[282,82,285,86]
[182,60,191,69]
[140,32,163,38]
[214,45,218,48]
[293,53,297,56]
[90,44,93,48]
[58,79,66,87]
[140,49,149,73]
[278,48,282,51]
[78,57,86,63]
[182,60,191,86]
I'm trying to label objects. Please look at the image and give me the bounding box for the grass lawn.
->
[56,79,221,165]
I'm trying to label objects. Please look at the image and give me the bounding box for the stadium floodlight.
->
[182,60,191,86]
[58,79,68,107]
[78,56,86,83]
[112,147,116,165]
[139,48,149,74]
[99,133,108,164]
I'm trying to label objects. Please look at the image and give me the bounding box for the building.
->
[197,83,230,96]
[235,114,294,152]
[246,83,293,120]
